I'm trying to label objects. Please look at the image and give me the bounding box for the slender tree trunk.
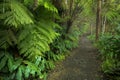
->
[66,20,72,33]
[102,16,106,34]
[66,0,73,33]
[96,0,102,40]
[33,0,38,10]
[90,24,92,35]
[69,0,73,16]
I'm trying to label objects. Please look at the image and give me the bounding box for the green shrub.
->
[45,26,82,66]
[97,26,120,80]
[0,0,82,80]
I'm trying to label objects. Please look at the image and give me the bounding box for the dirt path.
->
[47,36,102,80]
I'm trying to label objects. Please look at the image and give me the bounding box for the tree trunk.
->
[66,20,72,33]
[90,24,92,35]
[69,0,73,16]
[96,0,102,40]
[102,16,106,34]
[65,0,73,33]
[33,0,38,10]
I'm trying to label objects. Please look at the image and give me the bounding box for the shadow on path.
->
[47,36,102,80]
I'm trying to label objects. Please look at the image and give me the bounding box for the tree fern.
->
[0,0,61,80]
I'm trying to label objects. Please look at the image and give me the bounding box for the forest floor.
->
[47,35,102,80]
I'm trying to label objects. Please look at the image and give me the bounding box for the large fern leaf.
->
[0,0,33,27]
[18,21,59,59]
[0,0,60,80]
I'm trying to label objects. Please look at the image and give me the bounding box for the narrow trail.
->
[47,36,101,80]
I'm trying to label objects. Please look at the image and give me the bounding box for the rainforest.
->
[0,0,120,80]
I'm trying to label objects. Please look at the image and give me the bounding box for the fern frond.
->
[24,0,58,12]
[0,0,33,27]
[24,66,31,78]
[43,1,58,12]
[0,53,7,70]
[104,10,118,21]
[16,66,22,80]
[18,22,59,59]
[0,29,17,49]
[7,53,14,72]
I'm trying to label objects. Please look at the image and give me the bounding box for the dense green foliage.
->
[0,0,59,80]
[0,0,82,80]
[85,0,120,79]
[97,26,120,80]
[1,0,120,80]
